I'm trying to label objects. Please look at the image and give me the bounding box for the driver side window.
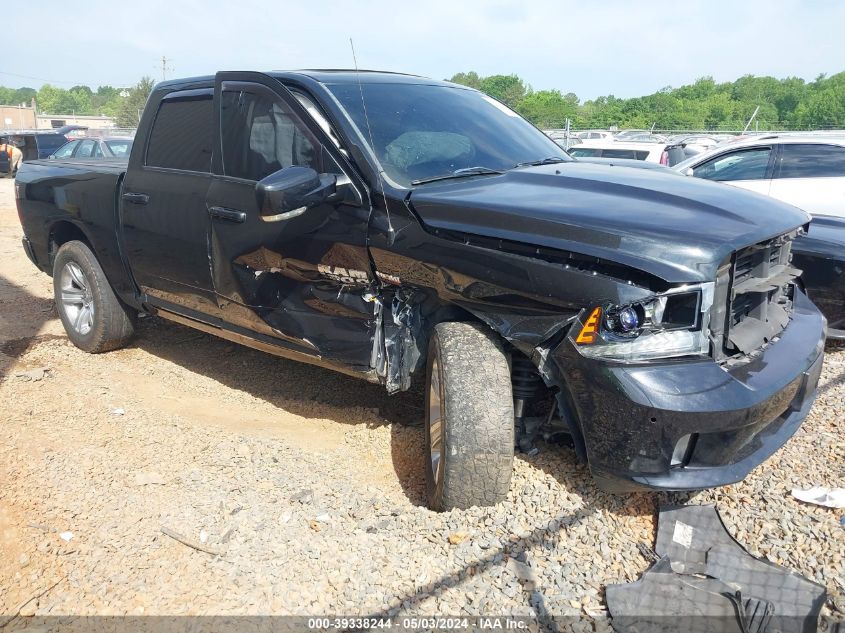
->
[220,87,340,182]
[693,147,771,181]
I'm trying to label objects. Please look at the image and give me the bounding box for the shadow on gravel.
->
[363,483,699,627]
[0,273,56,380]
[125,316,707,510]
[129,315,430,502]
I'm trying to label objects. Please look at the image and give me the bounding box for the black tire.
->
[425,322,514,511]
[52,240,135,353]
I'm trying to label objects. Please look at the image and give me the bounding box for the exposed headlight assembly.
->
[571,283,714,362]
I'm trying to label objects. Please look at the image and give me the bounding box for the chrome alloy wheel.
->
[428,356,443,485]
[60,261,94,335]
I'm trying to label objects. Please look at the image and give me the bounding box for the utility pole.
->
[159,56,173,82]
[742,106,760,134]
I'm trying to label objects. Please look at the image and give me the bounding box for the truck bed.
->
[14,158,131,296]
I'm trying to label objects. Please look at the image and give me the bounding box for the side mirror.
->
[256,166,337,221]
[683,167,694,176]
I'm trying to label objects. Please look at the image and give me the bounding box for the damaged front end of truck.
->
[366,167,826,493]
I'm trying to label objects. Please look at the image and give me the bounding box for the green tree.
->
[516,90,579,128]
[14,87,37,106]
[794,86,845,129]
[447,71,482,89]
[0,86,15,105]
[36,85,77,114]
[478,74,528,108]
[116,77,155,127]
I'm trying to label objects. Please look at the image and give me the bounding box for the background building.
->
[0,104,36,130]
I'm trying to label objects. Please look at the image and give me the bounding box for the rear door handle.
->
[122,192,149,205]
[208,206,247,223]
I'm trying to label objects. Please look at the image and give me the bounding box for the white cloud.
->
[4,0,844,99]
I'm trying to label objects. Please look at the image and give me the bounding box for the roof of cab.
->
[273,70,454,86]
[156,70,457,90]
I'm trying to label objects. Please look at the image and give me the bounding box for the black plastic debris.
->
[606,505,827,633]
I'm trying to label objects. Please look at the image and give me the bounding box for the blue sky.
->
[3,0,844,99]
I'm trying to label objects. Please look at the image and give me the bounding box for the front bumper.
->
[557,289,826,492]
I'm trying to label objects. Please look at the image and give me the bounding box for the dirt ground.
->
[0,176,842,624]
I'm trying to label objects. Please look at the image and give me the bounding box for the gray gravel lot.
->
[0,177,842,623]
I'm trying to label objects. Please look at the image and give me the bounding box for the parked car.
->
[572,156,681,172]
[51,137,134,159]
[545,131,582,150]
[617,133,667,143]
[0,132,67,174]
[668,135,721,160]
[672,135,845,218]
[613,129,649,139]
[673,136,845,337]
[568,140,683,165]
[575,130,614,140]
[15,70,824,510]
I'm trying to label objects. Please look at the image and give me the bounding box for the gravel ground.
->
[0,177,843,625]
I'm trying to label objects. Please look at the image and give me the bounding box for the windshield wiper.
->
[411,166,504,186]
[513,156,568,168]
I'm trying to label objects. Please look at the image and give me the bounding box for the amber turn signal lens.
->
[576,307,602,344]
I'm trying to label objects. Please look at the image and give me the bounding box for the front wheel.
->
[52,240,135,353]
[425,322,514,511]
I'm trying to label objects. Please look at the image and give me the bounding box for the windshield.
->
[326,82,569,187]
[105,139,133,157]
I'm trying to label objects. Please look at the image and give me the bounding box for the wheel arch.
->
[48,220,94,272]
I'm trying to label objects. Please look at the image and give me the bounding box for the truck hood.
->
[408,162,810,283]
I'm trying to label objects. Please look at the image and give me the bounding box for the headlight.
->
[571,283,714,362]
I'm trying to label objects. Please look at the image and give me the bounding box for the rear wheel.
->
[52,240,135,353]
[425,322,514,511]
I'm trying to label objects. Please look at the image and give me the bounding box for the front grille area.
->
[713,231,802,359]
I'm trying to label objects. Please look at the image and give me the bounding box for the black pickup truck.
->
[15,71,826,510]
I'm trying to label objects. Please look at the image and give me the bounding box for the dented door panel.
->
[206,74,376,371]
[206,176,376,370]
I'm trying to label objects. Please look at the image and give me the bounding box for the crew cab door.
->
[121,87,220,316]
[206,72,376,371]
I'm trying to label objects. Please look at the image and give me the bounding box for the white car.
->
[672,135,845,218]
[575,129,614,140]
[568,140,671,164]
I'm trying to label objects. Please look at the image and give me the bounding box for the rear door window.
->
[75,140,96,158]
[693,147,772,181]
[146,92,213,172]
[777,144,845,178]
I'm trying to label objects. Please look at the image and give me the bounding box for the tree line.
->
[449,70,845,131]
[2,71,844,131]
[0,78,154,128]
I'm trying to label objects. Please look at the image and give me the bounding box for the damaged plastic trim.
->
[369,289,425,394]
